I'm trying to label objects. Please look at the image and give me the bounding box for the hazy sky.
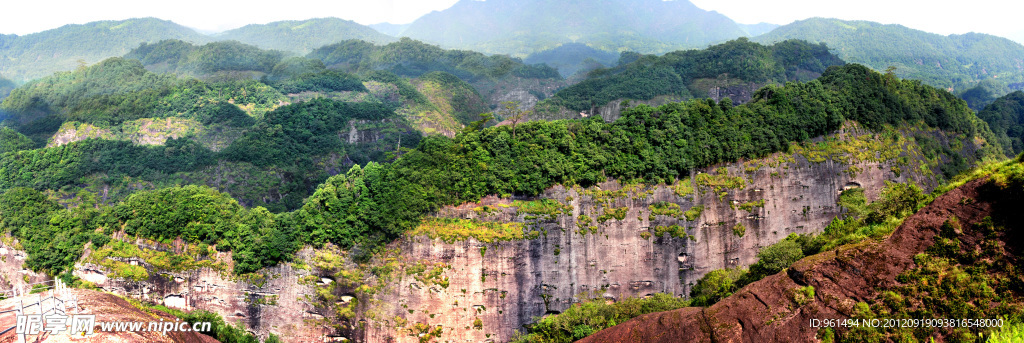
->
[1,0,1022,43]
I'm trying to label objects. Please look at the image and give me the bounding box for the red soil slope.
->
[581,177,1022,343]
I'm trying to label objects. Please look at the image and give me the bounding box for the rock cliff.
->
[0,123,989,343]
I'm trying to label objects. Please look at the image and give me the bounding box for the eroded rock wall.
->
[361,125,957,343]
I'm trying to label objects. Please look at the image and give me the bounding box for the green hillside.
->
[0,63,1005,281]
[523,43,620,77]
[126,39,285,78]
[754,18,1024,91]
[307,38,560,82]
[0,18,209,82]
[400,0,748,56]
[544,38,844,112]
[977,91,1024,156]
[215,18,396,54]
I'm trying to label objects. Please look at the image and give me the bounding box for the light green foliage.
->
[684,205,705,221]
[409,218,536,244]
[791,285,815,306]
[696,168,747,198]
[511,294,690,343]
[690,267,746,307]
[652,225,688,239]
[732,223,746,237]
[755,18,1024,90]
[737,199,765,213]
[648,202,682,220]
[986,321,1024,343]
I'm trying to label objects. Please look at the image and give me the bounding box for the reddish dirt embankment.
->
[0,289,219,343]
[582,177,1022,343]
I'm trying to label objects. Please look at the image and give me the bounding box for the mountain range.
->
[397,0,749,56]
[754,18,1024,91]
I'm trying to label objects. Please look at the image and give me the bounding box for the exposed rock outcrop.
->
[579,175,1022,342]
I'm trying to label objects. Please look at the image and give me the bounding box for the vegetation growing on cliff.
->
[0,59,1005,291]
[510,293,691,343]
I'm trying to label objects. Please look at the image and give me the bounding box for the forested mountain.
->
[215,18,397,54]
[542,38,844,112]
[977,91,1024,156]
[126,39,286,78]
[307,38,561,82]
[399,0,748,56]
[0,62,1005,284]
[0,18,209,82]
[754,18,1024,91]
[523,43,620,77]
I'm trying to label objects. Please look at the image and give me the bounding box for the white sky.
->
[1,0,1022,43]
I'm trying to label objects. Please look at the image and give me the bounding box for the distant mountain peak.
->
[400,0,747,56]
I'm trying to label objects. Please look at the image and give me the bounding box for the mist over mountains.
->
[398,0,748,56]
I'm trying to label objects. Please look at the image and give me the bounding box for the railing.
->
[0,279,77,343]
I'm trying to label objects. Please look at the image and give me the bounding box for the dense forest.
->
[754,18,1024,91]
[0,18,210,82]
[523,43,620,77]
[308,38,561,82]
[0,64,1005,286]
[544,38,844,112]
[977,91,1024,156]
[214,18,396,54]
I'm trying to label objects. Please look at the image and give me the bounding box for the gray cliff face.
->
[0,125,980,343]
[361,126,955,343]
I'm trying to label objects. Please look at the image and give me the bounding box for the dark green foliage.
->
[0,138,215,191]
[264,57,328,82]
[977,91,1024,156]
[0,127,34,152]
[127,40,285,76]
[1,58,177,124]
[511,294,690,343]
[270,70,367,94]
[110,185,242,242]
[0,189,103,274]
[755,18,1024,90]
[308,38,560,82]
[195,102,255,127]
[819,64,975,134]
[222,98,408,167]
[549,38,844,112]
[690,268,745,306]
[958,79,1010,110]
[0,58,283,129]
[738,239,804,286]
